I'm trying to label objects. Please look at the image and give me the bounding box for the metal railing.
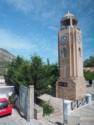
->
[71,97,87,110]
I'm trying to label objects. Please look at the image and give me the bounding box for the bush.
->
[41,102,54,116]
[8,95,16,107]
[84,70,94,80]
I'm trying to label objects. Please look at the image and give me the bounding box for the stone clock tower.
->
[56,12,86,100]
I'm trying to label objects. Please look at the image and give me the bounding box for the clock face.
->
[78,35,81,42]
[62,35,67,44]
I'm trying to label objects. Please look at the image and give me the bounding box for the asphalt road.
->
[0,109,43,125]
[0,109,22,125]
[0,115,19,125]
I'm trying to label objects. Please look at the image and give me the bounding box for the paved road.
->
[0,109,42,125]
[0,115,19,125]
[0,109,25,125]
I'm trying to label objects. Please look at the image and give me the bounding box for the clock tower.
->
[56,12,86,100]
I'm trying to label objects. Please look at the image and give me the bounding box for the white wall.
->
[0,86,14,98]
[93,80,94,84]
[0,79,5,83]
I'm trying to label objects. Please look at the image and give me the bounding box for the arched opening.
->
[62,19,70,26]
[72,19,77,26]
[63,48,66,57]
[79,48,81,57]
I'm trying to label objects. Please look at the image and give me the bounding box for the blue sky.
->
[0,0,94,63]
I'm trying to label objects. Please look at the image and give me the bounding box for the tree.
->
[44,62,58,87]
[83,56,94,80]
[30,54,59,100]
[84,56,94,67]
[5,54,59,101]
[30,54,45,97]
[5,56,31,92]
[84,70,94,80]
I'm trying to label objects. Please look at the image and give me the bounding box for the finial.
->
[68,10,69,14]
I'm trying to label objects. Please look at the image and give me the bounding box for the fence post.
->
[27,85,34,121]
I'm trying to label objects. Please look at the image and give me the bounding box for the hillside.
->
[0,48,16,74]
[0,48,16,62]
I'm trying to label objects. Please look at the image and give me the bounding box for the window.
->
[0,101,8,109]
[63,19,70,26]
[72,19,77,26]
[63,48,66,57]
[79,48,81,57]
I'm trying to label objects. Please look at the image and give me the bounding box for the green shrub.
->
[8,95,16,107]
[41,102,54,116]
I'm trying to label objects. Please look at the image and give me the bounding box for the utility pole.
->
[62,87,65,125]
[58,82,67,125]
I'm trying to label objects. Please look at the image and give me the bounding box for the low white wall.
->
[0,78,6,86]
[0,79,5,83]
[93,80,94,84]
[0,86,14,98]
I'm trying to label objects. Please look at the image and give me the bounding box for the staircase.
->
[80,116,94,125]
[69,103,94,125]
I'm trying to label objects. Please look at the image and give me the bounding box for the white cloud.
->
[3,0,61,21]
[41,11,55,19]
[0,28,56,55]
[48,25,58,31]
[4,0,33,13]
[4,0,47,14]
[0,29,34,50]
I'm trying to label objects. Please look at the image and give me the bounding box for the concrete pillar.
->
[64,100,72,114]
[64,100,72,121]
[86,94,92,104]
[93,80,94,84]
[27,85,34,122]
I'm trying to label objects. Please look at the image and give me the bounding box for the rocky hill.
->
[0,48,16,74]
[0,48,16,63]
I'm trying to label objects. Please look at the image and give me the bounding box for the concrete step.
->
[50,112,62,118]
[80,116,94,124]
[71,107,94,116]
[81,108,94,114]
[80,123,94,125]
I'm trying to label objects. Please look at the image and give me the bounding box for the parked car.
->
[0,98,12,116]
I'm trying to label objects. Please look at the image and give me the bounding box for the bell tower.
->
[56,12,86,100]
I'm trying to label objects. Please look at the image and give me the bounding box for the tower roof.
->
[61,11,78,22]
[64,11,74,17]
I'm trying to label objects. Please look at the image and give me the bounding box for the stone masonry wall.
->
[56,77,86,100]
[75,77,86,100]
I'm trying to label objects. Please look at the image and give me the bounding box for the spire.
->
[64,11,74,18]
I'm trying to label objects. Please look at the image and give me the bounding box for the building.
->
[84,67,94,72]
[56,12,86,100]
